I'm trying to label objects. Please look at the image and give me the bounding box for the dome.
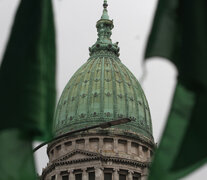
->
[54,51,153,140]
[53,2,153,141]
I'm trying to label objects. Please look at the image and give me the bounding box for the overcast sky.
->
[0,0,206,179]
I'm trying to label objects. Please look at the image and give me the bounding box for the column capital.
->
[68,169,74,173]
[69,170,75,180]
[82,167,88,172]
[95,166,104,171]
[113,168,119,172]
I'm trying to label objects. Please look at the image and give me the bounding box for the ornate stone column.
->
[82,168,88,180]
[113,168,119,180]
[128,170,133,180]
[95,167,103,180]
[69,170,75,180]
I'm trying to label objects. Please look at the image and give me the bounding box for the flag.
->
[0,0,56,179]
[145,0,207,179]
[0,0,56,140]
[0,129,37,180]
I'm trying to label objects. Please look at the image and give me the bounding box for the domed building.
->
[41,1,155,180]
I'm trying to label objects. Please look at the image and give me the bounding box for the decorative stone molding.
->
[43,131,154,180]
[41,147,151,179]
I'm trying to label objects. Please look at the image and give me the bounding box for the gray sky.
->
[0,0,206,179]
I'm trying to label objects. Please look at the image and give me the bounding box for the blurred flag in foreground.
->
[145,0,207,179]
[0,0,56,179]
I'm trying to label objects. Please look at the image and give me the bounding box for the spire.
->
[101,0,109,20]
[89,0,120,57]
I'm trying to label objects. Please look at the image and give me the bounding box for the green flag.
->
[0,0,56,179]
[145,0,207,179]
[0,0,56,140]
[0,129,37,180]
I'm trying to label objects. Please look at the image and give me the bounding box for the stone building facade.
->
[41,1,155,180]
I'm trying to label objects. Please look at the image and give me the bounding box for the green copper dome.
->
[53,1,153,140]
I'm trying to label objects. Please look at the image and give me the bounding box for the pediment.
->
[55,149,100,163]
[68,153,89,160]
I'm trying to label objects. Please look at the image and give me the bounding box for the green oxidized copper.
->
[53,0,153,141]
[89,0,120,57]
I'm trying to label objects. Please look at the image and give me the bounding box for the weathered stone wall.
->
[41,132,154,180]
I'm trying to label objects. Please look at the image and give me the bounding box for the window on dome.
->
[76,139,85,144]
[51,175,55,180]
[64,141,72,146]
[76,139,85,149]
[118,139,127,152]
[89,138,99,151]
[103,138,114,151]
[131,142,139,155]
[56,145,61,150]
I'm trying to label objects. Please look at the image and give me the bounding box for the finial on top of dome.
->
[89,0,120,57]
[103,0,108,9]
[101,0,109,20]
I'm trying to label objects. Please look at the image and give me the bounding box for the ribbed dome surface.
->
[54,51,153,140]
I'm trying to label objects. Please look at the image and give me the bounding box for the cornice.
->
[41,149,150,179]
